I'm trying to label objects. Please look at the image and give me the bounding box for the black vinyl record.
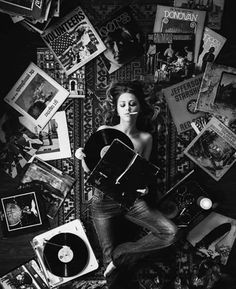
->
[84,128,134,171]
[43,233,89,277]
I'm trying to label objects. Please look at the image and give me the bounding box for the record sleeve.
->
[83,128,134,171]
[86,139,160,200]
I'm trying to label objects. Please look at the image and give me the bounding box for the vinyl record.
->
[43,233,89,277]
[84,128,134,171]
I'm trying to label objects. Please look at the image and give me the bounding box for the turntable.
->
[31,219,99,288]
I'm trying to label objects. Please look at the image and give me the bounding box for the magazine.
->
[0,111,43,179]
[187,211,236,265]
[21,157,75,219]
[0,182,49,237]
[41,6,106,75]
[197,27,226,72]
[184,116,236,181]
[146,32,196,83]
[0,0,46,20]
[33,111,71,161]
[98,5,144,74]
[37,47,85,98]
[195,63,236,127]
[153,5,206,63]
[0,259,48,289]
[174,0,225,30]
[4,62,69,134]
[163,74,205,133]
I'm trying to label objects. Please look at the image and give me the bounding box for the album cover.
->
[187,211,236,265]
[163,74,205,134]
[0,111,42,179]
[33,111,71,161]
[197,27,226,72]
[0,258,49,289]
[87,139,159,201]
[195,63,236,127]
[146,32,196,82]
[153,5,206,63]
[21,157,75,219]
[98,5,144,74]
[174,0,225,30]
[0,183,48,237]
[41,6,106,75]
[0,0,46,20]
[37,47,85,98]
[184,117,236,181]
[4,62,69,135]
[31,219,99,288]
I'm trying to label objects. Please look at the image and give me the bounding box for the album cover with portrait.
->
[98,5,145,74]
[4,62,69,135]
[196,27,226,72]
[153,5,206,63]
[0,183,49,237]
[41,6,106,75]
[0,258,48,289]
[184,117,236,181]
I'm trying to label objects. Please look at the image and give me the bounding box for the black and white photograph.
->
[1,1,236,289]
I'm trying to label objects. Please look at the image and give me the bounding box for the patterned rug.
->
[37,3,207,288]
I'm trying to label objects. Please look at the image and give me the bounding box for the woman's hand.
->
[75,148,90,173]
[75,147,86,160]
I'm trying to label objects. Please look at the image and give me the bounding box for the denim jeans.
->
[91,188,178,269]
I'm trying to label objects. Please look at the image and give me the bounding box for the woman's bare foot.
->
[104,261,116,278]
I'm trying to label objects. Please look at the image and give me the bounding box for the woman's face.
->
[117,92,140,121]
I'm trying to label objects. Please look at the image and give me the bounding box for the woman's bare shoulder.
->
[97,125,112,131]
[140,131,153,141]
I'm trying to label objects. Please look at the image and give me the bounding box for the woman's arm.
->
[143,133,153,161]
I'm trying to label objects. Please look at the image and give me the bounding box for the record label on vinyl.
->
[43,232,89,277]
[84,128,134,171]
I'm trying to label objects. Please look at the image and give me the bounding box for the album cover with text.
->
[41,6,106,75]
[153,5,206,63]
[163,74,205,133]
[98,5,144,74]
[4,62,69,135]
[197,27,226,72]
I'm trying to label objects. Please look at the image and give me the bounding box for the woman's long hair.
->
[101,80,157,132]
